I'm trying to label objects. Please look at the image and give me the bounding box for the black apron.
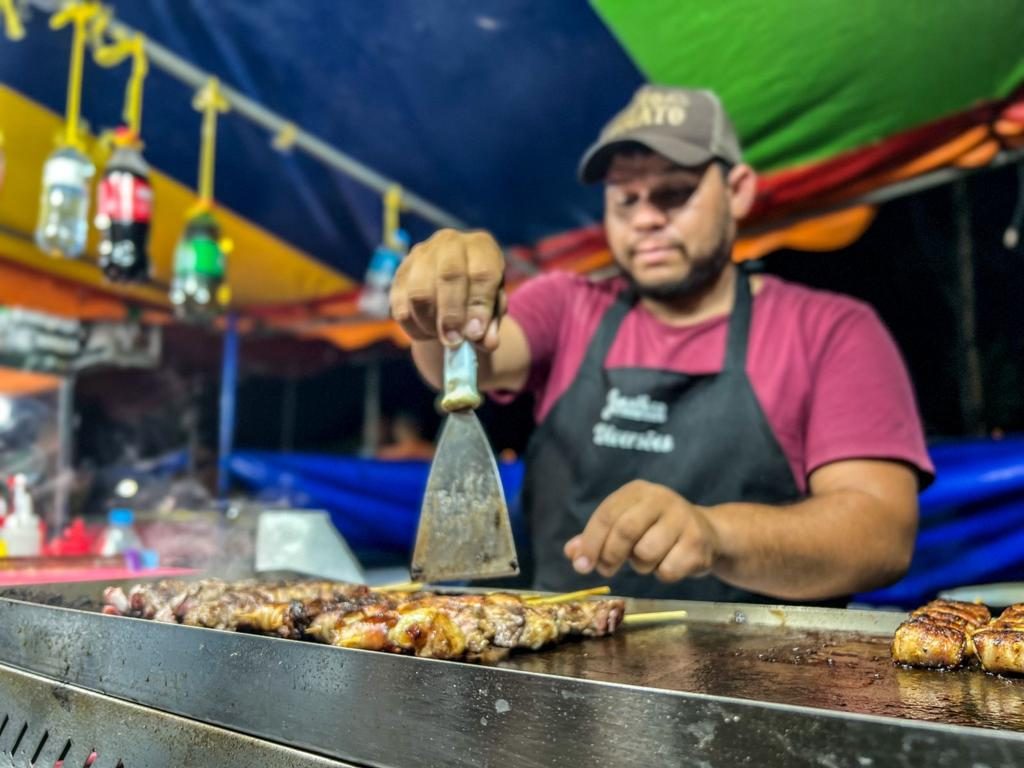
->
[519,268,811,603]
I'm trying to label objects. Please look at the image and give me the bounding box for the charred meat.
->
[892,599,1024,676]
[103,579,627,662]
[891,600,989,669]
[891,617,968,669]
[974,604,1024,676]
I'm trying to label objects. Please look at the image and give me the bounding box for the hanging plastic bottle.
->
[359,184,408,318]
[170,209,227,320]
[35,145,95,258]
[95,127,152,282]
[359,228,410,318]
[37,1,99,259]
[170,78,230,321]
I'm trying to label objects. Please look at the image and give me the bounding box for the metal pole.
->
[280,369,297,452]
[951,179,986,436]
[102,15,468,229]
[217,313,240,498]
[185,376,199,478]
[361,360,381,457]
[52,374,74,536]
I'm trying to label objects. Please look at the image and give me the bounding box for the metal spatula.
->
[410,342,520,583]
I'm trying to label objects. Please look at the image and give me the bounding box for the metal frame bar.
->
[217,312,239,498]
[744,147,1024,236]
[18,0,461,233]
[50,374,74,535]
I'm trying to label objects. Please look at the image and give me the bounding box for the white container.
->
[4,475,41,557]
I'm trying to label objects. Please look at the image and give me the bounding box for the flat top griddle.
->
[4,581,1020,731]
[2,581,1022,768]
[504,620,1023,731]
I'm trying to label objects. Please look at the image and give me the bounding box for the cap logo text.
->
[603,90,689,139]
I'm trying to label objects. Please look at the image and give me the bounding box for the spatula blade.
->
[411,411,519,583]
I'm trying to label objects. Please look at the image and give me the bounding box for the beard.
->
[622,245,732,301]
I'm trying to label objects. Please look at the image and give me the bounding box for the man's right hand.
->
[390,229,506,351]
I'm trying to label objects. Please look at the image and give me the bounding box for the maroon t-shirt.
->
[503,271,933,492]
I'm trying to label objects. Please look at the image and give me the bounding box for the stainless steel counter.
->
[1,585,1022,767]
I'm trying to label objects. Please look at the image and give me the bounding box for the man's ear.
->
[727,163,758,221]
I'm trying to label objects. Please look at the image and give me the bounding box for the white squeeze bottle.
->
[5,475,41,557]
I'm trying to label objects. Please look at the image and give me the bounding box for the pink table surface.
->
[0,566,196,587]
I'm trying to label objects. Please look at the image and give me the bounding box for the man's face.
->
[603,152,741,300]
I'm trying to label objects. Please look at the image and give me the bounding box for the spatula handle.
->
[441,342,483,412]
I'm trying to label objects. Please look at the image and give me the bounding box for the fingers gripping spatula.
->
[410,342,520,583]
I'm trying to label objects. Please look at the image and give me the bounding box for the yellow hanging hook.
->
[124,36,148,136]
[93,32,148,138]
[50,0,103,149]
[384,184,403,249]
[85,1,110,50]
[191,77,230,207]
[272,121,298,152]
[0,0,25,41]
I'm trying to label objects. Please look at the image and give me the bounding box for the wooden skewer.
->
[622,610,689,626]
[526,586,612,605]
[374,581,424,592]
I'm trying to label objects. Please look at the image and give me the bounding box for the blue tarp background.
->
[228,437,1024,606]
[228,450,525,557]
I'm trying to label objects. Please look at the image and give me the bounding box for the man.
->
[390,85,933,603]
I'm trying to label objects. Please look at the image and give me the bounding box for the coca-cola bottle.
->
[95,128,152,283]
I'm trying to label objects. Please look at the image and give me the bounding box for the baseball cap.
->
[578,85,743,184]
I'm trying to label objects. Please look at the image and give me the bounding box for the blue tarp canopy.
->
[0,1,640,280]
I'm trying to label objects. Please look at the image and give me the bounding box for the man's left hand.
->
[563,480,720,582]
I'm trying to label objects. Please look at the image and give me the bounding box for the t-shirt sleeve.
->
[498,271,573,396]
[805,302,935,488]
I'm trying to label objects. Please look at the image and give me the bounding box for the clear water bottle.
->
[99,507,144,557]
[36,145,95,259]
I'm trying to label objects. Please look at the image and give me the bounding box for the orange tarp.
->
[0,366,60,395]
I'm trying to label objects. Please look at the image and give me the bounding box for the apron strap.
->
[578,287,635,373]
[722,267,753,373]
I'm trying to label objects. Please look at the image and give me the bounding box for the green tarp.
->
[593,0,1024,171]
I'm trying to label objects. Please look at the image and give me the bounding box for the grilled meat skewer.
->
[102,579,627,661]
